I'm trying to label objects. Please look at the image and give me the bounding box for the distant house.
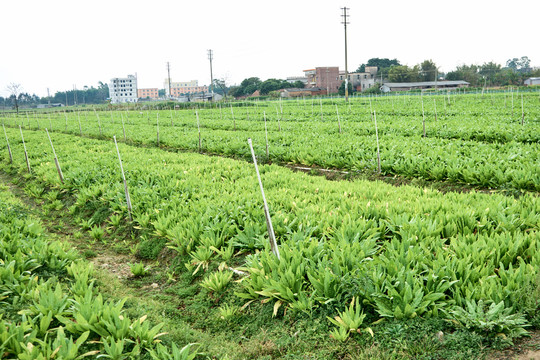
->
[524,77,540,86]
[381,80,469,93]
[37,103,64,109]
[280,87,326,98]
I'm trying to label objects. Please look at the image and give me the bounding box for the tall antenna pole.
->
[208,49,214,101]
[167,62,171,99]
[341,7,350,102]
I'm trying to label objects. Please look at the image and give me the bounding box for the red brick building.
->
[303,67,341,94]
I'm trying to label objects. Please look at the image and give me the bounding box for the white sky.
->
[1,0,538,97]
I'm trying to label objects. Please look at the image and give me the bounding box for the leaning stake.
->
[46,128,64,183]
[113,136,132,221]
[248,138,280,259]
[19,125,31,173]
[2,124,13,163]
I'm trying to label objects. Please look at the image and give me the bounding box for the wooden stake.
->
[2,124,13,163]
[46,128,64,184]
[319,98,323,121]
[247,138,280,259]
[374,111,381,174]
[433,98,437,121]
[113,136,132,221]
[19,126,31,173]
[64,111,68,132]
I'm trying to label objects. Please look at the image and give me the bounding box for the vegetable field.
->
[0,91,539,359]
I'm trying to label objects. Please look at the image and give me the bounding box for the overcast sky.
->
[1,0,538,97]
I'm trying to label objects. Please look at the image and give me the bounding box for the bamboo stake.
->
[156,113,160,146]
[94,109,102,136]
[19,125,31,173]
[121,113,127,141]
[64,111,68,132]
[46,128,64,183]
[2,124,13,163]
[319,98,323,121]
[264,111,269,158]
[335,104,342,133]
[77,111,82,135]
[113,136,132,221]
[48,113,52,131]
[421,94,426,137]
[230,104,236,131]
[374,111,381,174]
[247,138,280,259]
[196,110,201,152]
[170,109,174,127]
[521,93,524,125]
[433,98,437,121]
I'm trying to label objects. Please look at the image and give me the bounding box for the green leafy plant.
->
[129,263,150,277]
[328,297,372,341]
[201,270,233,294]
[450,300,530,342]
[89,225,105,241]
[218,304,240,321]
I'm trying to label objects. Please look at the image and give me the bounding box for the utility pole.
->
[208,49,214,101]
[341,7,350,102]
[326,67,329,96]
[167,62,171,99]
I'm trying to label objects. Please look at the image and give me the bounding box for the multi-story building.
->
[340,68,378,92]
[163,79,208,97]
[303,67,341,94]
[109,75,138,103]
[138,88,159,99]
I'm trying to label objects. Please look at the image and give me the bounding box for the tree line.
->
[355,56,538,86]
[1,82,110,111]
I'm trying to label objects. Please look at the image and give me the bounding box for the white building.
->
[109,75,138,103]
[524,77,540,86]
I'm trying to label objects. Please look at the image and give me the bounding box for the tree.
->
[506,56,531,74]
[479,62,502,86]
[446,65,480,86]
[212,78,229,97]
[420,60,438,81]
[388,65,420,82]
[7,83,22,114]
[292,80,305,89]
[355,58,401,76]
[338,81,353,96]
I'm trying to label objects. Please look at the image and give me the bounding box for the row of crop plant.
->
[1,127,538,346]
